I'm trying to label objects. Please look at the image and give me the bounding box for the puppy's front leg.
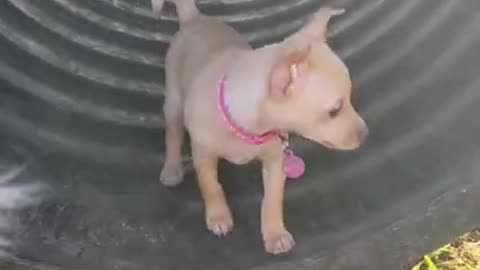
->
[191,142,233,236]
[260,148,295,255]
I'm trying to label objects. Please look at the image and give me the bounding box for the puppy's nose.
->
[358,126,369,143]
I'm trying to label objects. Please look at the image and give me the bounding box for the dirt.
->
[413,226,480,270]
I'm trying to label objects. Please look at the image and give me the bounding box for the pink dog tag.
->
[282,151,305,179]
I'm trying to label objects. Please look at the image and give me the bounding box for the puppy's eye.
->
[328,100,343,118]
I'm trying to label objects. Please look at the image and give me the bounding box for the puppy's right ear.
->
[269,45,311,100]
[292,6,345,42]
[152,0,165,18]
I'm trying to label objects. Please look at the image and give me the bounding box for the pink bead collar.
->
[216,75,305,179]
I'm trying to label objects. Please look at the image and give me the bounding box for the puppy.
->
[153,0,368,254]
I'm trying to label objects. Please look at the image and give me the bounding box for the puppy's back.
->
[167,15,250,94]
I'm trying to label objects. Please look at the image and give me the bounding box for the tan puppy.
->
[153,0,368,255]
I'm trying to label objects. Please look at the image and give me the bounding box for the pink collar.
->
[217,75,279,145]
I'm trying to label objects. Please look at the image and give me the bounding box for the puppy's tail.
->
[152,0,199,24]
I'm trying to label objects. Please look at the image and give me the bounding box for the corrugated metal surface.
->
[1,0,480,269]
[0,0,339,165]
[0,0,474,166]
[0,0,479,166]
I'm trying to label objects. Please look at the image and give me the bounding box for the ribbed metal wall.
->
[1,1,480,269]
[0,0,339,166]
[0,0,480,270]
[2,0,477,167]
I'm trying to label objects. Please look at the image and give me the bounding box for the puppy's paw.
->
[263,229,295,255]
[159,163,184,187]
[206,205,234,237]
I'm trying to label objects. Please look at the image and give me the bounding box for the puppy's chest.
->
[220,140,262,165]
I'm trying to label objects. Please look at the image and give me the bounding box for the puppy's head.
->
[267,7,368,150]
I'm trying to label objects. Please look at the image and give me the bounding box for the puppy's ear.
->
[294,6,345,41]
[152,0,165,18]
[269,45,311,99]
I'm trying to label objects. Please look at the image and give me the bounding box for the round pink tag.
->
[282,152,305,179]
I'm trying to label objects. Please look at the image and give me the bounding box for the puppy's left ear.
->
[294,6,345,41]
[269,45,311,100]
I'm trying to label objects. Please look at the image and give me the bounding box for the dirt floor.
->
[1,227,479,270]
[411,226,480,270]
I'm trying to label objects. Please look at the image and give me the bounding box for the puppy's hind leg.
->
[160,74,185,187]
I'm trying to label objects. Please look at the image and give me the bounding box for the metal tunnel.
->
[0,0,479,269]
